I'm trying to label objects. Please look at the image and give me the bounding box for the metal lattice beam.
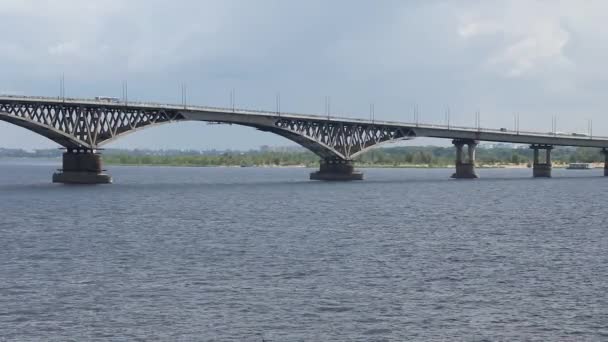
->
[0,101,185,149]
[274,118,414,160]
[0,98,414,160]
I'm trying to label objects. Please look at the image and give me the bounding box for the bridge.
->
[1,95,607,184]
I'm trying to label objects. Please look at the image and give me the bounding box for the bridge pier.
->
[52,149,112,184]
[603,149,608,177]
[451,139,479,179]
[310,159,363,181]
[530,144,553,178]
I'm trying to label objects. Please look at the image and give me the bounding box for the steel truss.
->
[0,101,184,149]
[0,99,414,160]
[274,118,414,160]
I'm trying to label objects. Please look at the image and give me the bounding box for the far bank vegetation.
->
[101,146,604,168]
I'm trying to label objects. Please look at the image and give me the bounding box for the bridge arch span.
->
[0,100,186,150]
[0,112,91,148]
[0,97,419,182]
[0,99,416,161]
[348,130,417,160]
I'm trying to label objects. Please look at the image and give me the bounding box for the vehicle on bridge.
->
[94,96,120,103]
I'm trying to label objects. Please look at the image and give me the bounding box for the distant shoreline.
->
[1,157,602,169]
[1,144,605,171]
[0,157,602,170]
[99,162,588,169]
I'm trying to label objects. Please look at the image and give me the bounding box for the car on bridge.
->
[94,96,120,103]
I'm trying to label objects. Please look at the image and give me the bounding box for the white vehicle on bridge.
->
[94,96,120,103]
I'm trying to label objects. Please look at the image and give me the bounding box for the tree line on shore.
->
[101,146,605,167]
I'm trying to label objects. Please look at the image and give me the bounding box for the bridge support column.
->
[52,149,112,184]
[602,149,608,177]
[530,144,553,178]
[451,139,479,179]
[310,159,363,181]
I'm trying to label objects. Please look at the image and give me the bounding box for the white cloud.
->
[48,41,80,57]
[457,2,574,78]
[487,21,571,77]
[458,19,501,39]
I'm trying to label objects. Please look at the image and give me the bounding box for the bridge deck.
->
[1,95,607,149]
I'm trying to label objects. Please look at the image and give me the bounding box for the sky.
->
[1,0,607,150]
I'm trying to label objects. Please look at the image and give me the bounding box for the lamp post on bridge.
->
[369,103,375,123]
[59,73,66,102]
[276,92,281,117]
[324,96,331,120]
[513,113,520,134]
[180,83,187,109]
[122,81,129,106]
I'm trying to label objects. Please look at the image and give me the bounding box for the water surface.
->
[1,162,607,341]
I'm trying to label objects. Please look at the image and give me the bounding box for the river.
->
[1,162,607,341]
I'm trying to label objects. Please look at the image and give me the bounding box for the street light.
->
[180,83,187,108]
[369,103,375,123]
[59,73,65,102]
[514,113,520,134]
[276,92,281,116]
[552,115,557,136]
[230,88,235,112]
[122,81,129,105]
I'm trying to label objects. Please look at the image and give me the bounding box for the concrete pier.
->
[603,149,608,177]
[451,139,479,179]
[53,150,112,184]
[310,159,363,181]
[530,144,553,178]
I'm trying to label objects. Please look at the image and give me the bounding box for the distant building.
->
[259,145,305,153]
[480,143,516,149]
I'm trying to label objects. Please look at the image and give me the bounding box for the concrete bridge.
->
[1,95,607,184]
